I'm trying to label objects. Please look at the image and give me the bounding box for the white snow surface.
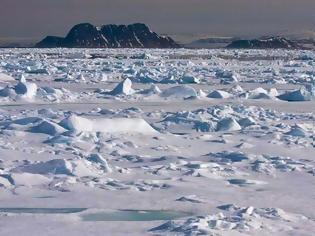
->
[0,48,314,236]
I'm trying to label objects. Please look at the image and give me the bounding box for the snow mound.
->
[59,115,157,134]
[160,75,177,84]
[133,74,158,84]
[216,70,239,84]
[160,85,198,99]
[150,205,308,235]
[207,90,232,99]
[247,87,276,99]
[29,120,67,136]
[38,86,76,102]
[251,155,313,175]
[155,105,276,133]
[87,154,112,173]
[180,75,200,84]
[0,176,12,187]
[216,117,241,131]
[25,66,49,74]
[76,74,86,82]
[139,84,161,96]
[0,73,15,83]
[249,92,274,99]
[12,159,74,175]
[4,117,69,136]
[11,116,43,126]
[227,178,267,186]
[109,78,134,95]
[14,75,38,100]
[176,195,205,203]
[37,108,59,119]
[0,86,16,97]
[250,87,268,94]
[132,53,157,60]
[238,117,256,127]
[277,87,312,101]
[12,158,112,177]
[208,151,249,163]
[100,73,108,81]
[11,173,51,186]
[269,88,279,97]
[284,125,307,137]
[197,89,207,98]
[229,84,244,93]
[0,75,38,100]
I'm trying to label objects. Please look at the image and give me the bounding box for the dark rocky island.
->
[36,23,180,48]
[226,37,301,49]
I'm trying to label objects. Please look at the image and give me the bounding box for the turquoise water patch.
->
[81,210,190,221]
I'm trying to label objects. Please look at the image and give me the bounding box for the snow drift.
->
[0,73,15,83]
[60,115,158,134]
[160,85,198,99]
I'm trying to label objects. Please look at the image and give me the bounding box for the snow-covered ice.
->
[0,48,314,236]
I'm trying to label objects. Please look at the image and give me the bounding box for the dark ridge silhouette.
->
[226,37,301,49]
[36,23,180,48]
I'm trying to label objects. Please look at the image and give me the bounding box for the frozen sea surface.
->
[0,48,314,236]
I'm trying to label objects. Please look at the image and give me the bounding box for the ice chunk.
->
[87,154,112,173]
[238,117,256,127]
[229,84,244,93]
[139,84,161,95]
[285,125,307,137]
[109,78,134,95]
[180,75,200,84]
[0,86,16,97]
[14,75,37,99]
[277,87,312,101]
[76,74,86,82]
[207,90,232,99]
[176,195,205,203]
[216,117,241,131]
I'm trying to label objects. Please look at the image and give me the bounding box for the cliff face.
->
[36,23,179,48]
